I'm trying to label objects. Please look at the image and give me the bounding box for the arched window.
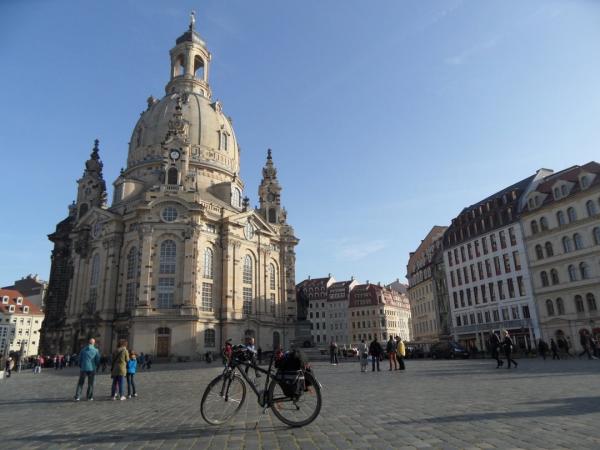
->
[587,200,598,217]
[568,265,577,282]
[204,329,215,348]
[159,240,176,274]
[587,293,597,311]
[550,269,560,285]
[540,217,549,231]
[563,236,573,253]
[545,242,554,257]
[556,211,566,226]
[594,227,600,245]
[575,295,585,313]
[535,245,544,260]
[541,271,549,287]
[531,220,539,235]
[580,262,590,279]
[167,167,178,185]
[125,247,138,310]
[158,240,176,309]
[203,248,213,279]
[554,187,560,198]
[567,207,577,223]
[574,233,584,250]
[269,263,276,290]
[231,187,241,208]
[546,299,555,316]
[243,255,253,284]
[174,54,185,77]
[556,298,565,315]
[88,254,100,313]
[194,55,205,80]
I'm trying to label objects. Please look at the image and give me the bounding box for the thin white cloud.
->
[335,239,387,262]
[445,36,501,66]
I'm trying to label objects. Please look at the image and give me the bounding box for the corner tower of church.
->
[41,14,299,358]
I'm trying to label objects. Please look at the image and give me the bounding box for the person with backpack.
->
[386,336,398,371]
[502,330,518,369]
[369,336,382,372]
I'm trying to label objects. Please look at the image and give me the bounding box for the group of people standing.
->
[74,338,139,401]
[357,336,406,372]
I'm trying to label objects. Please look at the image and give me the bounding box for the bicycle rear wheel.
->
[201,373,246,425]
[269,370,322,427]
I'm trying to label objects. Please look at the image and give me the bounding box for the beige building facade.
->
[42,19,299,358]
[521,162,600,351]
[1,289,44,357]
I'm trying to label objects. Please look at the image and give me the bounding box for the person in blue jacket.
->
[126,352,138,398]
[74,338,100,401]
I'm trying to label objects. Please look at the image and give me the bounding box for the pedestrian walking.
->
[538,339,548,360]
[358,339,368,372]
[126,352,138,398]
[396,337,406,370]
[566,337,573,357]
[329,341,339,365]
[490,331,504,368]
[110,339,129,400]
[550,338,560,360]
[145,354,152,370]
[578,332,593,360]
[386,336,398,370]
[502,330,518,369]
[74,338,100,401]
[5,356,14,378]
[369,336,382,372]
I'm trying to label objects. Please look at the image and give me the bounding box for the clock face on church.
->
[169,149,181,161]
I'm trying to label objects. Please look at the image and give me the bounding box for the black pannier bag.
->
[275,349,308,398]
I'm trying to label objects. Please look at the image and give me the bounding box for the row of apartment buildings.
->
[407,162,600,354]
[296,276,411,347]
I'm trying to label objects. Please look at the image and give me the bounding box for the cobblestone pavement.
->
[2,357,600,449]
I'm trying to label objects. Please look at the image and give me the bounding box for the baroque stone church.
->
[41,18,299,358]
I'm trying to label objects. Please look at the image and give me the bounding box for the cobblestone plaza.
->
[2,358,600,449]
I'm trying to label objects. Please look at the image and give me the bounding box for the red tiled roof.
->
[0,289,44,315]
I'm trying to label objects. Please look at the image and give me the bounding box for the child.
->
[127,352,138,398]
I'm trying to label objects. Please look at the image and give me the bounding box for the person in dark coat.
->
[369,337,382,372]
[550,338,560,360]
[578,332,593,360]
[538,339,548,360]
[490,331,504,368]
[329,341,338,365]
[502,330,518,369]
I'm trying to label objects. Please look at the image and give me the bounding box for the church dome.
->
[127,92,240,178]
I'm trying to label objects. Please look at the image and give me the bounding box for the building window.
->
[204,329,215,347]
[511,306,520,320]
[557,211,566,226]
[157,278,175,308]
[162,206,178,222]
[497,280,505,300]
[541,271,549,287]
[232,187,241,208]
[493,257,501,275]
[575,295,585,313]
[489,282,496,302]
[531,221,539,235]
[159,240,177,274]
[201,282,213,312]
[243,255,253,284]
[448,251,453,266]
[574,233,584,250]
[580,262,590,280]
[535,245,544,260]
[567,207,577,223]
[490,234,498,251]
[507,278,515,298]
[503,254,511,273]
[594,227,600,245]
[540,217,549,231]
[88,254,100,313]
[522,305,531,319]
[586,200,598,217]
[587,293,597,311]
[550,269,560,285]
[556,298,565,315]
[269,263,276,290]
[125,247,138,310]
[453,292,458,309]
[270,293,276,316]
[563,236,573,253]
[545,242,554,257]
[499,231,507,249]
[546,299,554,316]
[203,248,214,279]
[568,265,577,282]
[243,287,253,315]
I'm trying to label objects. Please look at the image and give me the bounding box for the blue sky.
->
[1,0,600,287]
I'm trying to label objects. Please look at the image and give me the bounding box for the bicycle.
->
[200,346,322,427]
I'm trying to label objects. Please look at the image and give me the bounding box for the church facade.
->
[41,19,299,358]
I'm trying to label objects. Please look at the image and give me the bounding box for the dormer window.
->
[560,185,568,196]
[553,187,560,199]
[8,305,15,313]
[16,297,23,305]
[581,175,589,189]
[1,296,8,304]
[23,306,29,314]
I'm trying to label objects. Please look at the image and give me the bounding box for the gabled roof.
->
[0,289,44,315]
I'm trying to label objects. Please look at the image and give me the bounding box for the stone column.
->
[181,226,198,311]
[101,236,123,314]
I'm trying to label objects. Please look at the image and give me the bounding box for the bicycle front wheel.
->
[269,371,322,427]
[201,373,247,425]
